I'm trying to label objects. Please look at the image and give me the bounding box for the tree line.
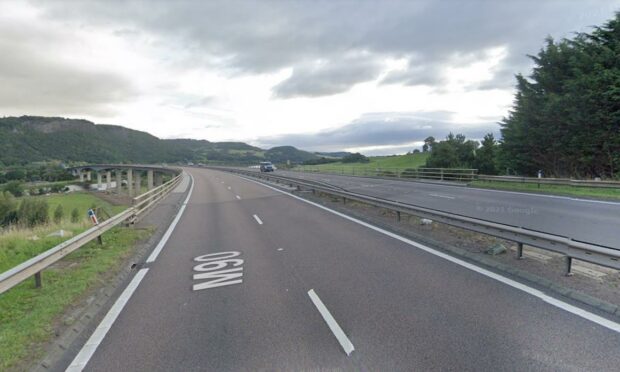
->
[425,13,620,178]
[0,191,83,228]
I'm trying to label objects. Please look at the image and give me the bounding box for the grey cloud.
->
[256,112,499,154]
[184,96,215,109]
[0,20,135,117]
[382,62,444,87]
[273,58,382,98]
[35,0,620,97]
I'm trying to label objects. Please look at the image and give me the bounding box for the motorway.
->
[65,168,620,371]
[265,170,620,249]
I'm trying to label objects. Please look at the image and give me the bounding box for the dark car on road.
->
[259,161,275,172]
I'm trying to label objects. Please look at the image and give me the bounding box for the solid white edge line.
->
[66,268,150,371]
[146,174,195,263]
[253,214,263,225]
[308,289,355,356]
[238,175,620,334]
[236,195,241,200]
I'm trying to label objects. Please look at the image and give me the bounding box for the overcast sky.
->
[1,1,618,155]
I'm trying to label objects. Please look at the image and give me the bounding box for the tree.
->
[474,133,499,174]
[17,198,49,227]
[71,208,80,223]
[0,191,18,226]
[341,153,370,163]
[425,133,478,168]
[422,136,436,152]
[500,13,620,178]
[53,204,64,224]
[3,181,24,197]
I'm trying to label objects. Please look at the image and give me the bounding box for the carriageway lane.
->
[80,168,358,371]
[73,168,620,371]
[222,170,620,370]
[266,169,620,249]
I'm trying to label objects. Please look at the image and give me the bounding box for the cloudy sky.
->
[1,1,618,155]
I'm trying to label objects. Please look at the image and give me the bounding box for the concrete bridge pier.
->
[134,172,142,194]
[116,170,122,194]
[127,169,133,196]
[106,171,112,190]
[79,171,85,182]
[86,171,92,181]
[97,172,102,190]
[147,170,154,190]
[155,173,163,187]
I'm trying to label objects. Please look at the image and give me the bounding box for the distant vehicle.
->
[259,161,274,172]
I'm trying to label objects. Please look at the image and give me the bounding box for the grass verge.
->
[1,192,129,273]
[0,226,152,371]
[469,180,620,201]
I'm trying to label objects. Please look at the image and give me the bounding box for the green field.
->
[42,192,126,221]
[470,180,620,201]
[298,152,429,173]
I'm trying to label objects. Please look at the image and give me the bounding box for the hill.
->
[0,116,319,166]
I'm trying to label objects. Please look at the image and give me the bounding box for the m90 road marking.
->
[193,251,244,291]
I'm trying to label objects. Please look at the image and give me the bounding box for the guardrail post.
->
[440,169,444,181]
[34,271,42,288]
[565,256,573,276]
[516,242,523,259]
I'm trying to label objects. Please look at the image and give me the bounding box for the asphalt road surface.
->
[67,168,620,371]
[260,169,620,249]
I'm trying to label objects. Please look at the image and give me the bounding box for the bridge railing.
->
[294,166,478,182]
[0,169,184,295]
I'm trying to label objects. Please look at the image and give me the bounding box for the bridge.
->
[69,164,178,197]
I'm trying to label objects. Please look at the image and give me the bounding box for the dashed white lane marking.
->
[236,195,241,200]
[253,214,263,225]
[227,186,231,190]
[66,268,150,371]
[146,174,195,263]
[239,175,620,334]
[308,289,355,356]
[277,248,284,251]
[429,193,455,200]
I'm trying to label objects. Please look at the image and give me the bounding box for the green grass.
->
[297,153,430,173]
[0,226,152,371]
[470,180,620,201]
[41,192,126,220]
